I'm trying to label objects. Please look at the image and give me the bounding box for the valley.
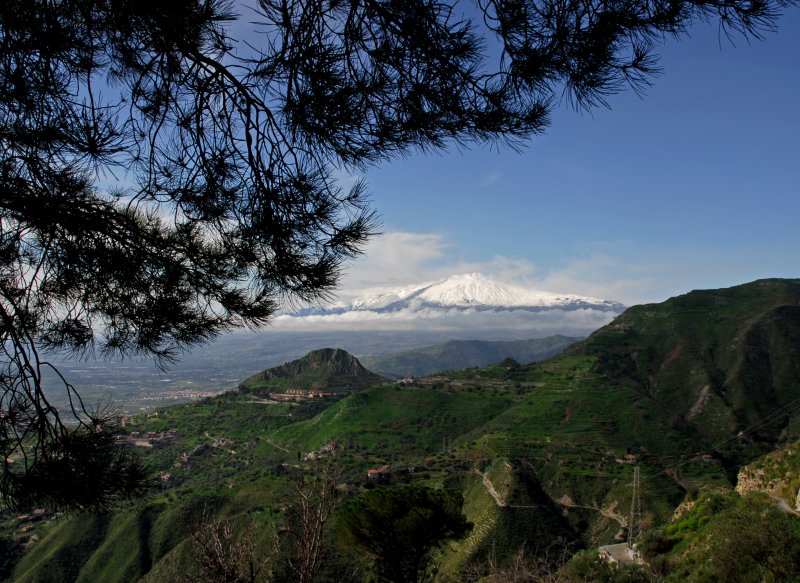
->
[4,279,800,581]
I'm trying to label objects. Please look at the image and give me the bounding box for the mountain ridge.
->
[360,335,582,378]
[571,277,800,450]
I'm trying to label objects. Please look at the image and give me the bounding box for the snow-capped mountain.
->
[299,273,625,315]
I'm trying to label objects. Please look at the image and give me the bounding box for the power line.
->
[642,392,800,481]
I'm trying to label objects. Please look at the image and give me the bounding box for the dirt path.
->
[480,470,506,507]
[241,399,281,405]
[475,468,546,509]
[263,437,291,453]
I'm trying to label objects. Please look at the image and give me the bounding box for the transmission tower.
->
[627,465,642,549]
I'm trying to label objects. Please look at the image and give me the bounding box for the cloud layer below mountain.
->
[275,268,624,336]
[271,305,617,335]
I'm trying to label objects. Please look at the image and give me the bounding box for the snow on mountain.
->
[409,273,621,311]
[276,273,624,335]
[301,273,625,315]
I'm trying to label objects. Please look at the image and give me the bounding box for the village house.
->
[367,465,390,479]
[268,388,333,401]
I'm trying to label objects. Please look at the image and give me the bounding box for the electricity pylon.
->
[627,465,642,549]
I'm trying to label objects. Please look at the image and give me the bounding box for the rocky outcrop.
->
[736,441,800,508]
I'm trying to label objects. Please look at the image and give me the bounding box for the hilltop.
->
[572,278,800,459]
[238,347,387,392]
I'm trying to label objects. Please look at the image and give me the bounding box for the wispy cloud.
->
[338,231,452,296]
[522,254,657,306]
[300,227,782,331]
[478,172,502,188]
[330,167,363,193]
[336,230,656,305]
[339,231,544,292]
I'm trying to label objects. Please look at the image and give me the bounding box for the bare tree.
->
[188,512,277,583]
[466,541,574,583]
[284,458,343,583]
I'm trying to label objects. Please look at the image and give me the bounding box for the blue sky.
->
[335,8,800,306]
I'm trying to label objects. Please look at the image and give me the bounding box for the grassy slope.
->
[8,487,281,583]
[4,395,325,583]
[575,278,800,450]
[12,514,112,583]
[270,385,513,462]
[9,279,800,581]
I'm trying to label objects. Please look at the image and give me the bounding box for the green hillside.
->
[359,335,581,378]
[239,347,387,392]
[574,278,800,460]
[5,279,800,582]
[270,384,512,461]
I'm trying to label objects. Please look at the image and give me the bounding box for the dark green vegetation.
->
[336,485,472,583]
[560,550,653,583]
[572,278,800,470]
[3,279,800,581]
[360,336,582,378]
[239,348,388,392]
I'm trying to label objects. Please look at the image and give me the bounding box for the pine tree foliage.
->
[0,0,795,510]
